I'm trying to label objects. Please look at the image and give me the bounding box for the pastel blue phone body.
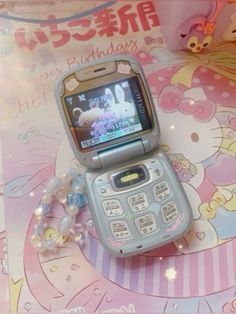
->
[85,151,192,257]
[55,55,192,257]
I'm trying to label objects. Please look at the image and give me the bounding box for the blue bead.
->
[69,168,81,177]
[34,223,43,234]
[40,203,51,215]
[67,192,87,207]
[67,192,76,206]
[46,239,56,250]
[78,193,87,207]
[71,176,83,189]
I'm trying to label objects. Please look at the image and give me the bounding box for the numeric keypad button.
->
[135,213,158,235]
[153,181,172,202]
[127,192,149,213]
[161,202,179,224]
[102,199,124,217]
[110,220,131,240]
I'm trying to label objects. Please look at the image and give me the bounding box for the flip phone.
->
[55,56,192,257]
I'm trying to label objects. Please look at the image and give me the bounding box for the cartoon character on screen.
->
[178,0,225,52]
[72,106,104,128]
[105,84,136,120]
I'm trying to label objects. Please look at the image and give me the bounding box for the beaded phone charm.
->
[31,170,87,252]
[178,0,225,53]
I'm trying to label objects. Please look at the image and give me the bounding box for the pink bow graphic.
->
[158,86,216,122]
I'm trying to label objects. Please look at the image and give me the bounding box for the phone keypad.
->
[127,192,149,213]
[110,220,131,240]
[153,181,172,202]
[161,202,179,224]
[102,199,124,217]
[135,213,158,235]
[93,157,186,244]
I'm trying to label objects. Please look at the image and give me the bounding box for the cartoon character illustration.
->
[157,86,222,165]
[178,21,213,53]
[158,0,225,52]
[215,111,236,156]
[168,153,197,183]
[4,44,236,312]
[178,0,225,52]
[73,106,104,128]
[105,84,136,120]
[72,83,136,131]
[199,185,236,240]
[222,293,236,312]
[223,11,236,41]
[181,182,202,219]
[174,219,218,253]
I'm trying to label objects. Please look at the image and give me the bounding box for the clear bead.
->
[61,173,72,188]
[30,234,42,248]
[73,184,84,194]
[30,235,46,253]
[34,207,43,217]
[45,177,62,195]
[33,222,43,235]
[46,239,57,250]
[55,187,69,204]
[67,205,79,217]
[37,242,46,253]
[58,215,75,235]
[41,193,52,204]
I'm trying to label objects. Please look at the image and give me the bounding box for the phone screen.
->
[64,76,152,150]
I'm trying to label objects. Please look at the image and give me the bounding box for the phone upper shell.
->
[55,55,160,170]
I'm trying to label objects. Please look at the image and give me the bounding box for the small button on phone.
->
[127,192,149,213]
[153,181,172,202]
[149,159,163,180]
[135,213,158,235]
[102,199,124,217]
[94,177,111,196]
[161,202,179,224]
[110,220,131,240]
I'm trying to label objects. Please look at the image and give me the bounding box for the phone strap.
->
[31,169,88,252]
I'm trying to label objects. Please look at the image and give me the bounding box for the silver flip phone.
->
[55,55,192,257]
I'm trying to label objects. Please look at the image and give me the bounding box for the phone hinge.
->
[98,140,145,168]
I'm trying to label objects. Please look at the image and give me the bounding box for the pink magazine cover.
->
[1,0,236,313]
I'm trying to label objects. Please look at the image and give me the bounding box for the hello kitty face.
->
[223,11,236,41]
[157,86,222,164]
[174,219,218,253]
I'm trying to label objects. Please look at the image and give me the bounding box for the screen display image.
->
[64,77,152,149]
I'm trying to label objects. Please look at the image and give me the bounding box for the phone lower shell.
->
[85,151,192,257]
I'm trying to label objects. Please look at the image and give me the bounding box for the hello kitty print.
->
[136,48,236,254]
[25,47,236,309]
[2,43,236,314]
[158,86,216,122]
